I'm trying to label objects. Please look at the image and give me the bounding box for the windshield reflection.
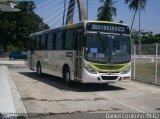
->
[85,33,131,64]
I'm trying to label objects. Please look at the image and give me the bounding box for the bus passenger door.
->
[30,39,35,70]
[30,50,35,70]
[75,32,83,80]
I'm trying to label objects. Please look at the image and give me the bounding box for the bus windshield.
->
[85,33,131,64]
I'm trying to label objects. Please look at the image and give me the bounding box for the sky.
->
[31,0,160,34]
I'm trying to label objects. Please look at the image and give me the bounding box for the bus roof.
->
[30,20,129,37]
[86,20,128,26]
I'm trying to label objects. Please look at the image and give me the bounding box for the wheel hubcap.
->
[38,65,40,74]
[66,72,69,83]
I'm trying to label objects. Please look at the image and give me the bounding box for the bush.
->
[7,45,16,52]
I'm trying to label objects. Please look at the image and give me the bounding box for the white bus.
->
[28,21,131,85]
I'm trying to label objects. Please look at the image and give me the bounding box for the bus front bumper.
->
[80,68,131,83]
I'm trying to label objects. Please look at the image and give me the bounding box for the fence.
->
[132,43,160,85]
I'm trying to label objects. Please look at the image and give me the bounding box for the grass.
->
[131,61,160,83]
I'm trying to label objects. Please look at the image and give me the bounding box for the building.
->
[0,0,20,12]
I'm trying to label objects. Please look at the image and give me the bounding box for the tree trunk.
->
[130,10,136,32]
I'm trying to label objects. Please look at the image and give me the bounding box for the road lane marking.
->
[114,100,158,119]
[114,100,145,113]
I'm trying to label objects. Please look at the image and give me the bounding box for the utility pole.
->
[66,0,87,25]
[66,0,76,25]
[87,0,88,19]
[77,0,87,22]
[63,0,66,26]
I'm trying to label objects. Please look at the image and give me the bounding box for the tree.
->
[0,1,49,51]
[125,0,147,31]
[97,0,116,21]
[132,30,160,44]
[125,0,147,55]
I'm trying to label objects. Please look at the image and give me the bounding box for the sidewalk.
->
[0,65,16,113]
[0,58,27,65]
[0,65,26,114]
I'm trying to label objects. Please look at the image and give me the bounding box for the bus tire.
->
[37,63,42,76]
[63,68,73,86]
[11,57,15,60]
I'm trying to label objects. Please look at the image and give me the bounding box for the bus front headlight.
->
[122,66,131,74]
[84,64,97,74]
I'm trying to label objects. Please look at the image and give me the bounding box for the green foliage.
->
[125,0,147,31]
[0,45,3,48]
[125,0,147,12]
[97,0,116,21]
[0,1,49,51]
[7,44,16,52]
[17,41,25,51]
[131,30,160,44]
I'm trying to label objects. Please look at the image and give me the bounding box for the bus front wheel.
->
[63,69,73,86]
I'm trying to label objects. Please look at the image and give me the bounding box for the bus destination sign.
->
[86,23,130,34]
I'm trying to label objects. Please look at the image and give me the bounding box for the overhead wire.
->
[50,1,78,28]
[87,0,101,20]
[35,0,101,28]
[36,0,65,15]
[55,5,78,28]
[36,0,54,8]
[44,0,77,24]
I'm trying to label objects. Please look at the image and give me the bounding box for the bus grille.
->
[93,64,125,70]
[101,76,118,80]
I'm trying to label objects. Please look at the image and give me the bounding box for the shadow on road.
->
[19,72,126,92]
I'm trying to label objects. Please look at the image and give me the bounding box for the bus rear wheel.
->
[37,63,42,76]
[63,69,73,86]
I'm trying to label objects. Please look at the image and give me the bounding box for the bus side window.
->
[28,37,32,51]
[65,30,74,50]
[62,31,66,50]
[47,34,53,50]
[36,36,39,50]
[34,36,37,50]
[55,32,63,50]
[52,33,56,50]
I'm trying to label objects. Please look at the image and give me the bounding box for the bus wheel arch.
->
[37,61,42,76]
[63,64,73,86]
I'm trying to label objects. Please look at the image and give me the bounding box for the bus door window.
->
[45,34,48,50]
[36,35,42,50]
[30,37,36,53]
[75,31,83,79]
[35,36,38,50]
[41,35,46,50]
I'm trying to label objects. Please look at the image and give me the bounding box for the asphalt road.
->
[5,62,160,119]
